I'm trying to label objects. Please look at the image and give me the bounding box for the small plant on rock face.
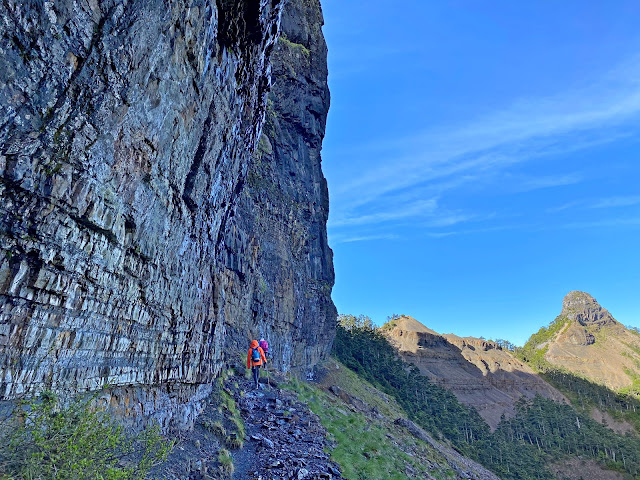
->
[217,448,234,475]
[202,419,226,438]
[0,390,173,480]
[225,433,244,450]
[230,415,246,440]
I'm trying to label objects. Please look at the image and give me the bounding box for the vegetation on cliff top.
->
[516,315,570,370]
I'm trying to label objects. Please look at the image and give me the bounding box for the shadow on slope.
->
[382,316,565,429]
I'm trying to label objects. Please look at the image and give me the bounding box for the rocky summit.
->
[0,0,335,428]
[561,290,618,327]
[383,316,565,429]
[541,291,640,390]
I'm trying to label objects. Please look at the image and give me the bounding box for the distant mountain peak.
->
[390,315,438,334]
[537,291,640,390]
[561,291,617,327]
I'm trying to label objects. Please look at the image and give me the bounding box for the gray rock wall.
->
[223,0,336,375]
[0,0,333,428]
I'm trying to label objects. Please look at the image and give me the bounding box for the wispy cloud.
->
[591,195,640,209]
[329,233,400,245]
[329,53,640,240]
[563,217,640,229]
[547,200,585,213]
[548,195,640,213]
[330,198,437,227]
[517,173,583,192]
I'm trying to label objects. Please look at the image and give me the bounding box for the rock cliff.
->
[0,0,335,427]
[383,316,564,429]
[222,0,336,372]
[541,291,640,390]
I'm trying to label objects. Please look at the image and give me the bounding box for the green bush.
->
[0,391,173,480]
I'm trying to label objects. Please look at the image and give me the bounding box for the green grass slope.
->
[284,365,458,479]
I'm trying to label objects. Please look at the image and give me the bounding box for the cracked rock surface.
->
[0,0,335,428]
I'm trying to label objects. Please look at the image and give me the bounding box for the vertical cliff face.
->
[223,0,336,374]
[0,0,334,427]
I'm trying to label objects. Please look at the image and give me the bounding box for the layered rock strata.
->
[0,0,335,427]
[383,316,565,429]
[222,0,336,373]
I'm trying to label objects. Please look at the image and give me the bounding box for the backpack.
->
[251,347,261,363]
[259,340,269,353]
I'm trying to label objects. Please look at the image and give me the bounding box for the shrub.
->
[0,391,173,480]
[202,419,226,438]
[217,449,234,475]
[225,434,244,450]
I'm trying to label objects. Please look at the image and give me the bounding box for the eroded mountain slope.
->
[383,316,564,428]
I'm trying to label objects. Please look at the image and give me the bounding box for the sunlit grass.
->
[284,375,451,480]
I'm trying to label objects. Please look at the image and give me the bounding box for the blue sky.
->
[320,0,640,345]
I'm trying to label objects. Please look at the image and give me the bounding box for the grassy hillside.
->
[284,362,459,479]
[517,315,570,370]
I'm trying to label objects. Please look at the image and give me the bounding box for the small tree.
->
[338,314,374,331]
[495,339,517,351]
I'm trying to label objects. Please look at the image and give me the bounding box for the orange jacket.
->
[247,340,267,368]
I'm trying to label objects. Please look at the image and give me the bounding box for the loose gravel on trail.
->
[154,369,343,480]
[230,374,344,480]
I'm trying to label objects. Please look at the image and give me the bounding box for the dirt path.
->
[152,368,342,480]
[230,373,343,480]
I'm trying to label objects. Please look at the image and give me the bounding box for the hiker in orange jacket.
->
[247,339,267,389]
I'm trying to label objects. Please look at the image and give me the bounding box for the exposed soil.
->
[590,407,637,436]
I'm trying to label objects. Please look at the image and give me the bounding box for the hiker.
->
[247,339,267,389]
[259,337,269,361]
